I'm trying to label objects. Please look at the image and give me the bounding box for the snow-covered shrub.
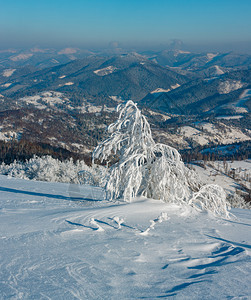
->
[0,155,103,184]
[227,192,251,209]
[93,100,230,218]
[189,184,230,218]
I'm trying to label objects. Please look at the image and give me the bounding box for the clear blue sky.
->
[0,0,250,52]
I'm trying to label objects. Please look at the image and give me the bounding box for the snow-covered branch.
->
[93,100,230,218]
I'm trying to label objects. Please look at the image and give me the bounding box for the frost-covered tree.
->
[0,155,101,185]
[93,101,230,217]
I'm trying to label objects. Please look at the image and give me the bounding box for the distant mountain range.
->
[0,48,250,161]
[143,49,251,72]
[140,68,251,115]
[0,53,188,104]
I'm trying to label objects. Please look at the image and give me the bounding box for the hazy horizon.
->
[0,0,251,54]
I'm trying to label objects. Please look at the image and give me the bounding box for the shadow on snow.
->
[0,186,101,202]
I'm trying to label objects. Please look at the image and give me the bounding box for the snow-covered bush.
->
[93,100,230,218]
[189,184,230,217]
[0,155,103,184]
[227,192,251,209]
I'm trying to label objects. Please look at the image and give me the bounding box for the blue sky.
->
[0,0,250,51]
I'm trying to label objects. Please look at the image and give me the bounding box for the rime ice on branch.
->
[93,100,230,218]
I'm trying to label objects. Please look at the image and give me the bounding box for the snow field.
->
[150,84,180,95]
[94,66,117,76]
[192,160,251,195]
[19,91,74,110]
[0,100,250,298]
[1,83,12,88]
[10,53,33,61]
[2,69,16,77]
[214,88,251,115]
[218,80,243,94]
[180,122,250,147]
[0,175,250,299]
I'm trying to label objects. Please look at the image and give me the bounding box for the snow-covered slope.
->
[191,160,251,195]
[94,66,118,76]
[179,122,250,147]
[218,80,243,94]
[0,175,250,299]
[2,69,16,77]
[19,91,74,110]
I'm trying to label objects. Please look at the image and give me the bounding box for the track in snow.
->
[0,175,250,299]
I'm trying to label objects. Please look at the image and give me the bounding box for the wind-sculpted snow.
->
[0,176,250,299]
[93,100,230,217]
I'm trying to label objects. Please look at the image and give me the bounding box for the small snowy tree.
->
[0,155,101,184]
[189,184,230,217]
[93,101,230,218]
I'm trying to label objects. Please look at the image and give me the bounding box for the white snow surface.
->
[10,53,33,61]
[213,65,225,75]
[236,89,251,108]
[148,109,171,121]
[0,130,21,142]
[180,126,209,146]
[0,175,250,299]
[214,89,251,114]
[58,48,78,55]
[2,69,16,77]
[192,160,250,194]
[151,84,180,95]
[1,83,12,88]
[216,115,243,120]
[173,50,191,57]
[0,125,22,142]
[218,80,243,94]
[94,66,117,76]
[207,53,219,61]
[151,88,171,94]
[109,95,124,102]
[19,91,73,110]
[180,122,250,146]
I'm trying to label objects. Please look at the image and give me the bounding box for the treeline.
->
[181,141,251,163]
[0,140,92,165]
[1,139,250,167]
